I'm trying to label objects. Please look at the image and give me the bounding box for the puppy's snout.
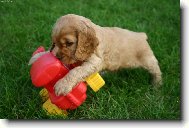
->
[51,46,58,56]
[51,50,62,59]
[56,52,63,60]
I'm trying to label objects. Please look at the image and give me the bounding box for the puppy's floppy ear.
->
[74,20,99,61]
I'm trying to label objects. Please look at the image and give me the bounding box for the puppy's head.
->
[51,14,99,64]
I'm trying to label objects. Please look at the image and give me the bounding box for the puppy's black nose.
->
[50,43,55,52]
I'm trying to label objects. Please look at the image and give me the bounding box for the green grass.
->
[0,0,180,119]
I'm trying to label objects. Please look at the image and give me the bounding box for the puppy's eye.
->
[66,41,74,47]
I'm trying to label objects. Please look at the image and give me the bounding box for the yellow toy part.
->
[85,72,105,92]
[39,72,105,116]
[39,88,49,102]
[42,98,67,116]
[39,88,67,116]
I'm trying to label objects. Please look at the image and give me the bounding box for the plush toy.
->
[29,46,105,115]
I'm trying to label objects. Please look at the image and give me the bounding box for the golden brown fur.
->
[50,14,162,96]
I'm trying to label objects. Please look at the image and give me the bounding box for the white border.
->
[0,0,188,128]
[0,121,186,128]
[182,0,189,128]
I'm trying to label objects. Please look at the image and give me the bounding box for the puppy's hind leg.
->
[140,54,162,86]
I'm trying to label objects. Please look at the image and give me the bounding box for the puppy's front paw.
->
[54,79,72,96]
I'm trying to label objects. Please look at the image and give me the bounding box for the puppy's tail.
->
[140,32,148,40]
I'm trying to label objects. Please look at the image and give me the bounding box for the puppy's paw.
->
[54,79,72,96]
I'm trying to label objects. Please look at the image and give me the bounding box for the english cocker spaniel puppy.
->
[37,14,162,96]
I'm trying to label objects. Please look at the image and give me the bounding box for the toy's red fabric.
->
[30,46,87,110]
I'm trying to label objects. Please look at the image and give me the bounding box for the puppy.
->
[48,14,162,96]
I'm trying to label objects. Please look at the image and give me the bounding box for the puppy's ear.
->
[75,21,99,61]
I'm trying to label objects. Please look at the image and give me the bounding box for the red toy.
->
[30,46,87,110]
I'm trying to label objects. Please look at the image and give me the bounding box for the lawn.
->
[0,0,180,119]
